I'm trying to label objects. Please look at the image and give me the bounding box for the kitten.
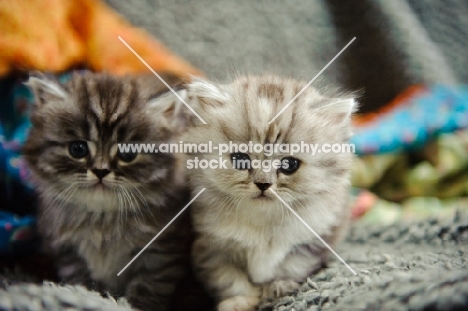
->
[23,71,194,311]
[180,75,356,311]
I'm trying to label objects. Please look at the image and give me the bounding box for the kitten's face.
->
[184,75,355,206]
[24,72,183,211]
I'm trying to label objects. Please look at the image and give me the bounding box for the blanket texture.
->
[260,213,468,311]
[1,214,467,310]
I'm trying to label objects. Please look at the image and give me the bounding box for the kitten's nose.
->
[92,169,110,180]
[255,183,271,191]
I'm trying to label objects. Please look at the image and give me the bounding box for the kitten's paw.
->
[217,296,260,311]
[262,280,301,298]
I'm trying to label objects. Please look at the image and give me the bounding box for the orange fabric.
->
[352,85,426,127]
[0,0,202,78]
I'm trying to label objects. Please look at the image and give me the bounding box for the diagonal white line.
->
[118,36,207,125]
[268,37,356,124]
[270,189,357,276]
[117,188,206,276]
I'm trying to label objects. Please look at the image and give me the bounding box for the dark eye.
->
[118,150,138,163]
[230,153,250,170]
[279,157,300,175]
[69,141,89,159]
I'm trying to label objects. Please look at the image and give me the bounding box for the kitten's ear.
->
[314,98,357,126]
[147,90,193,130]
[157,77,229,127]
[147,78,227,129]
[26,72,68,106]
[185,77,229,108]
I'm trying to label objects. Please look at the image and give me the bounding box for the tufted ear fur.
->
[146,90,191,131]
[26,72,68,106]
[185,78,229,108]
[147,77,232,130]
[314,98,357,126]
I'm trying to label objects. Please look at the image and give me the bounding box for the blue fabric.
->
[0,76,37,255]
[0,211,36,255]
[0,80,34,190]
[351,85,468,155]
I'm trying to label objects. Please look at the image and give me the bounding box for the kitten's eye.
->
[230,153,250,170]
[118,151,138,163]
[279,157,300,175]
[68,141,89,159]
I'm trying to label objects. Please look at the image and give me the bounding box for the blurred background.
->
[106,0,468,112]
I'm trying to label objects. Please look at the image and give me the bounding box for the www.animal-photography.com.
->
[0,1,467,311]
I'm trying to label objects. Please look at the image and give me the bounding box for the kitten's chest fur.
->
[39,200,160,289]
[75,229,133,289]
[197,203,335,283]
[198,198,336,246]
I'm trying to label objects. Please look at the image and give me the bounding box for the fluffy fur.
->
[181,75,356,311]
[23,71,193,311]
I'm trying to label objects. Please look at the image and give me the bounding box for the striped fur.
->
[23,71,194,311]
[182,75,356,311]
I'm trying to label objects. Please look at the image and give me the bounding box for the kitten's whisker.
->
[129,184,151,217]
[107,185,117,214]
[111,180,150,217]
[60,184,80,210]
[233,196,244,224]
[216,195,236,223]
[218,196,233,222]
[290,201,303,224]
[133,186,148,208]
[123,187,132,222]
[43,182,76,216]
[127,187,145,221]
[115,187,125,225]
[118,186,128,222]
[219,195,241,225]
[117,185,129,223]
[121,186,142,224]
[53,183,79,214]
[120,186,133,218]
[279,196,286,225]
[215,195,231,219]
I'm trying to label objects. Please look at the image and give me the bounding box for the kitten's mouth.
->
[253,192,273,201]
[93,182,108,191]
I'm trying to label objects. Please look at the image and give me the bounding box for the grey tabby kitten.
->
[23,71,193,311]
[180,75,356,311]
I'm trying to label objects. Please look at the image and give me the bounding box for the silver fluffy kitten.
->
[181,75,356,311]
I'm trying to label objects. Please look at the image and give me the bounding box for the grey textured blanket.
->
[106,0,468,112]
[1,215,467,311]
[261,214,468,311]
